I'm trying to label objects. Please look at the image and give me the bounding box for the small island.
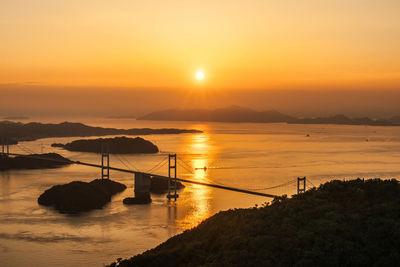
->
[109,178,400,266]
[38,179,126,214]
[0,153,72,170]
[53,136,159,154]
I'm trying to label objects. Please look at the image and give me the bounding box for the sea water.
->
[1,118,400,266]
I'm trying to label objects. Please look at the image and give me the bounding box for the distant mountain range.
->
[138,106,400,126]
[139,106,296,123]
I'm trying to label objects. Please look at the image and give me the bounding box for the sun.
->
[195,71,205,81]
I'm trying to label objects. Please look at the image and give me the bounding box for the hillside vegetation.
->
[110,179,400,266]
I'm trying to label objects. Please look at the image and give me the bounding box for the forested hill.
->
[138,106,400,126]
[0,121,202,143]
[110,179,400,267]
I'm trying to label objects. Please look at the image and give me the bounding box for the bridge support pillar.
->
[135,172,151,200]
[167,154,178,200]
[101,143,110,179]
[123,173,152,204]
[297,177,306,194]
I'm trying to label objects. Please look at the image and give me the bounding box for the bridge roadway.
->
[6,152,278,198]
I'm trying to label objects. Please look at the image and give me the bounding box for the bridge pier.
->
[123,172,152,204]
[135,172,151,200]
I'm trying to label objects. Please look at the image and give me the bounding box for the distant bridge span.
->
[6,152,278,198]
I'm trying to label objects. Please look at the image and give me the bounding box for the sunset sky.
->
[1,0,400,90]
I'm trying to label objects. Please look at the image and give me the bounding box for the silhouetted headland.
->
[53,136,159,154]
[138,106,400,126]
[109,178,400,266]
[0,121,202,144]
[38,179,126,214]
[0,153,72,170]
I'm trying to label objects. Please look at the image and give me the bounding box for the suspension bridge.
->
[1,142,312,200]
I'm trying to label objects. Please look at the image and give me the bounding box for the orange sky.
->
[1,0,400,90]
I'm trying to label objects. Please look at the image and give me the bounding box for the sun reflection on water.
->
[176,126,216,229]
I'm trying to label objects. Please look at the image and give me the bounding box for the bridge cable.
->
[176,161,195,175]
[117,154,142,172]
[16,143,37,155]
[122,157,140,172]
[147,156,168,171]
[177,157,193,170]
[16,144,35,155]
[146,156,169,173]
[6,152,278,198]
[147,159,168,173]
[248,179,297,191]
[114,154,133,171]
[307,179,317,188]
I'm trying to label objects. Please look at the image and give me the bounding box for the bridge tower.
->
[297,177,306,194]
[1,139,9,157]
[167,154,178,200]
[101,143,110,179]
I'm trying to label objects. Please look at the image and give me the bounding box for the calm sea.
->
[1,118,400,266]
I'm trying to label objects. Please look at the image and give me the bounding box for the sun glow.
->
[195,71,205,81]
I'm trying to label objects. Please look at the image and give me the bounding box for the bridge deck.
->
[6,152,278,198]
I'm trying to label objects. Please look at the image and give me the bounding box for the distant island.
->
[2,116,30,120]
[0,153,72,170]
[109,178,400,266]
[138,106,400,126]
[0,121,202,144]
[53,136,159,154]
